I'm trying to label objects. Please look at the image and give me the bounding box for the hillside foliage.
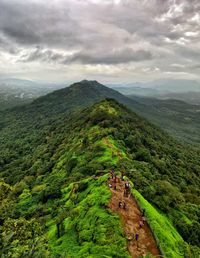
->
[0,84,200,257]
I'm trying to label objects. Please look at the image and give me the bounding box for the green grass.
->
[132,189,185,258]
[94,136,127,166]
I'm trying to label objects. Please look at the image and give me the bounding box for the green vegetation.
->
[128,95,200,144]
[47,175,130,258]
[133,189,184,258]
[0,81,200,257]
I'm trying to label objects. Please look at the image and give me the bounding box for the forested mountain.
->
[1,79,200,144]
[155,91,200,105]
[37,79,200,144]
[0,81,200,257]
[127,95,200,144]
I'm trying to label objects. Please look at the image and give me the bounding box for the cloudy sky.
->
[0,0,200,83]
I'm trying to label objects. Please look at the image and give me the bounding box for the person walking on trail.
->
[123,202,126,210]
[124,181,131,197]
[110,171,114,180]
[142,216,146,224]
[113,174,117,183]
[124,189,130,197]
[121,172,125,181]
[139,220,143,228]
[118,201,122,208]
[125,181,130,191]
[135,233,139,250]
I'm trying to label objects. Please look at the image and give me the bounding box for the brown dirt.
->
[108,177,160,258]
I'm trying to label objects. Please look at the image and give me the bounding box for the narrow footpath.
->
[108,177,160,258]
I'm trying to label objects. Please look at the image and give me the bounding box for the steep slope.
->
[0,98,200,257]
[31,79,141,116]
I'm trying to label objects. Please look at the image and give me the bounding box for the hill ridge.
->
[0,97,200,257]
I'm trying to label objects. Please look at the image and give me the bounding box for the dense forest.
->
[0,82,200,257]
[128,95,200,144]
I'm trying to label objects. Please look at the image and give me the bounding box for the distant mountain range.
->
[110,79,200,103]
[1,78,200,110]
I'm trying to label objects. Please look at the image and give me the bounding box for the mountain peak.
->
[79,79,99,84]
[69,79,103,90]
[30,79,141,118]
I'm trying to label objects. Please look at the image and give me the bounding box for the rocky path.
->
[108,177,160,258]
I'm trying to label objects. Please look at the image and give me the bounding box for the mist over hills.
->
[0,81,200,256]
[111,79,200,101]
[0,78,64,110]
[127,95,200,144]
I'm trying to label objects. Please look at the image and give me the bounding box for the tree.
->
[1,217,50,258]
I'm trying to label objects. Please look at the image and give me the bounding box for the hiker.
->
[121,172,125,181]
[123,202,126,210]
[110,171,114,180]
[114,185,117,190]
[124,188,130,197]
[113,174,117,183]
[142,209,146,216]
[118,201,122,208]
[139,220,143,228]
[142,216,146,223]
[125,181,130,190]
[135,233,139,241]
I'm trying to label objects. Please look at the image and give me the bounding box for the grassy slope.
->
[47,175,130,258]
[132,189,184,258]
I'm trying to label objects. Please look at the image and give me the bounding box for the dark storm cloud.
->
[20,47,153,65]
[0,0,81,48]
[68,48,153,64]
[20,47,65,63]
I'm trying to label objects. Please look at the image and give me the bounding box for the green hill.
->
[128,95,200,144]
[0,83,200,257]
[1,79,200,144]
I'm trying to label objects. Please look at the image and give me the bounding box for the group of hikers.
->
[108,169,146,244]
[109,169,132,203]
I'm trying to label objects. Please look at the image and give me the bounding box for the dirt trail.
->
[108,177,160,258]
